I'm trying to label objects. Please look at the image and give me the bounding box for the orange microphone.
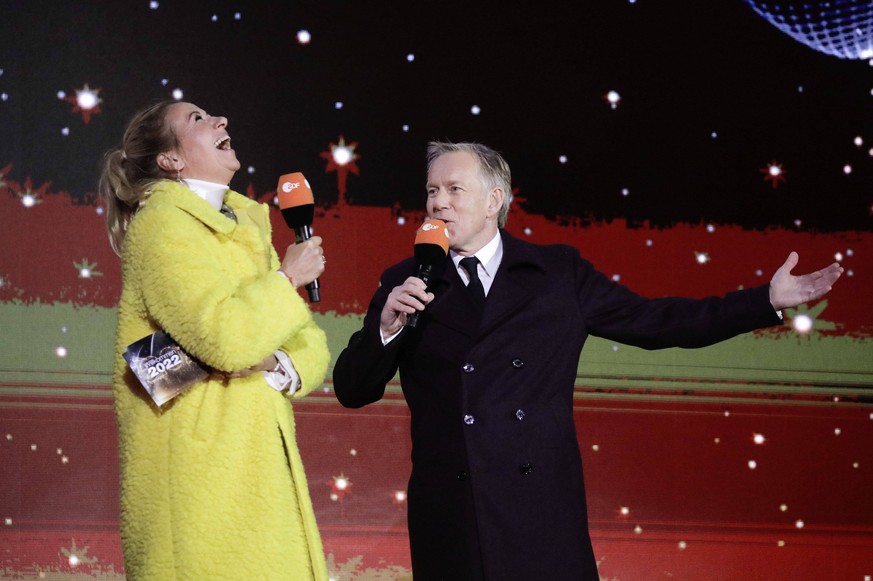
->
[277,172,320,302]
[406,218,449,328]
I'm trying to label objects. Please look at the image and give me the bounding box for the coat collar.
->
[423,230,547,336]
[148,180,267,234]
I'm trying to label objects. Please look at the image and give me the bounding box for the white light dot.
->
[55,346,67,358]
[402,124,410,132]
[234,12,241,20]
[645,239,653,247]
[4,518,11,526]
[559,155,568,164]
[777,540,785,547]
[5,434,11,441]
[349,448,357,456]
[591,444,600,452]
[30,444,37,451]
[172,88,184,100]
[335,101,343,110]
[470,104,481,115]
[297,30,312,44]
[611,274,621,282]
[397,216,406,225]
[835,252,844,262]
[57,90,66,99]
[797,85,804,93]
[406,53,415,62]
[612,345,619,352]
[711,131,718,139]
[834,427,841,436]
[780,504,788,512]
[394,490,407,502]
[211,14,218,22]
[795,519,804,529]
[753,433,766,444]
[61,455,69,464]
[853,136,863,147]
[706,224,715,233]
[678,541,687,550]
[335,477,348,490]
[794,219,802,227]
[724,410,731,417]
[755,269,763,276]
[634,525,643,534]
[748,460,757,470]
[149,1,159,9]
[852,462,859,469]
[330,493,338,501]
[1,93,7,102]
[621,188,629,196]
[843,164,852,175]
[69,555,79,567]
[792,314,813,334]
[56,448,62,454]
[523,227,532,236]
[846,248,853,256]
[61,127,70,136]
[247,166,255,174]
[714,437,720,444]
[620,506,630,515]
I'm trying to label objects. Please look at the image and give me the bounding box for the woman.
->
[98,100,330,580]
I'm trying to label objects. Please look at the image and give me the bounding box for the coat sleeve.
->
[332,271,405,408]
[574,253,783,349]
[126,202,318,372]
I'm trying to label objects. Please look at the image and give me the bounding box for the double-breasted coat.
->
[333,229,781,581]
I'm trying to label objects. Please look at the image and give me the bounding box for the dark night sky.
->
[1,0,870,231]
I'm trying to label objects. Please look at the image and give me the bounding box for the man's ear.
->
[156,152,183,173]
[487,186,505,218]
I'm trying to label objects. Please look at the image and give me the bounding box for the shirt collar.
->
[450,230,502,280]
[182,178,229,211]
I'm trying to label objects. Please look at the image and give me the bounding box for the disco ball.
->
[744,0,873,59]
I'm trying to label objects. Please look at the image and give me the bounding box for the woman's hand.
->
[280,236,325,289]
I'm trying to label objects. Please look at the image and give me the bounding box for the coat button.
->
[463,414,475,425]
[457,471,468,481]
[515,409,525,421]
[519,463,533,475]
[463,363,475,373]
[511,358,525,368]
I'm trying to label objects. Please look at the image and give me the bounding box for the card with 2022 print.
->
[123,330,209,406]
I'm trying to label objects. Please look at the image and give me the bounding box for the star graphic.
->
[65,84,103,124]
[320,135,360,206]
[760,160,786,189]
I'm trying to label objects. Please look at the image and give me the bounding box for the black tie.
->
[459,256,486,307]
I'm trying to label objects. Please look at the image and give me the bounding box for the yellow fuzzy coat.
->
[112,181,330,580]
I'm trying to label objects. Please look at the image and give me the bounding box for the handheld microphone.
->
[277,172,320,303]
[406,218,449,328]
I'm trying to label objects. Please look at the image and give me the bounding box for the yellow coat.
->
[112,180,330,580]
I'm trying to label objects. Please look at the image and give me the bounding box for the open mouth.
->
[214,136,232,150]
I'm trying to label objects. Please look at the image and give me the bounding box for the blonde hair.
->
[97,100,180,256]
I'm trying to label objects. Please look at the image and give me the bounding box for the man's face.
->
[426,151,500,255]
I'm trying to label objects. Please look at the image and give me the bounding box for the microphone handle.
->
[405,263,433,328]
[294,225,321,303]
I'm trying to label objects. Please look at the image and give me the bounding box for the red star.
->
[65,84,103,124]
[320,135,360,206]
[760,160,786,189]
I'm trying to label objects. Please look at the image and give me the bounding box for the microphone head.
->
[277,172,314,228]
[413,218,449,263]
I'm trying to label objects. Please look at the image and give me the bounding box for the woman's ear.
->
[156,152,183,173]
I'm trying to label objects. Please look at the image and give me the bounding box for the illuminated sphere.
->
[745,0,873,59]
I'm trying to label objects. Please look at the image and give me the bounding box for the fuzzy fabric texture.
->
[112,180,330,580]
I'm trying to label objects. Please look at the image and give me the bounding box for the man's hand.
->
[380,276,434,337]
[769,251,843,311]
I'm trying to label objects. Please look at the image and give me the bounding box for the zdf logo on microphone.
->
[282,180,301,193]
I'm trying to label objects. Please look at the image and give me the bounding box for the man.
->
[332,141,843,581]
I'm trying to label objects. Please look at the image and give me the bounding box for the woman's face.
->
[165,102,240,185]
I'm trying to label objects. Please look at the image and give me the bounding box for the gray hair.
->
[426,141,513,228]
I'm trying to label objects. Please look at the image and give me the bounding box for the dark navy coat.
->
[333,229,781,581]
